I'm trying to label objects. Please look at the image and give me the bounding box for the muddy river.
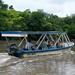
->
[0,51,75,75]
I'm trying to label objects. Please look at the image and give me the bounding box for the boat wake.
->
[0,53,63,67]
[0,53,22,67]
[0,52,72,68]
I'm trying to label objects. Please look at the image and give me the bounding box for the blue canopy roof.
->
[0,31,27,37]
[0,31,66,37]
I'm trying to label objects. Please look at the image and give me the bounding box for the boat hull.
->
[22,47,72,57]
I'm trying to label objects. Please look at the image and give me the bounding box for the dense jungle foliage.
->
[0,0,75,38]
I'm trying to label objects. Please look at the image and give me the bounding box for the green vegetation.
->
[0,0,75,38]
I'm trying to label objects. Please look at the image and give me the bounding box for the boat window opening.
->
[65,34,70,42]
[18,36,36,50]
[57,35,65,48]
[5,37,19,46]
[62,34,70,47]
[46,34,55,46]
[18,37,27,47]
[58,35,63,42]
[36,34,44,45]
[35,34,54,50]
[34,35,47,50]
[49,34,55,42]
[51,34,59,43]
[54,34,68,48]
[61,35,64,42]
[46,34,52,41]
[54,34,62,46]
[61,35,66,43]
[63,34,69,42]
[36,34,47,49]
[46,35,49,41]
[49,35,55,43]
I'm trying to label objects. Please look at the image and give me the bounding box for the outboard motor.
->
[8,44,18,56]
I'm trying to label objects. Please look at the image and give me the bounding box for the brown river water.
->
[0,41,75,75]
[0,51,75,75]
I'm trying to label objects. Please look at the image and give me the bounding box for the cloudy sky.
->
[3,0,75,17]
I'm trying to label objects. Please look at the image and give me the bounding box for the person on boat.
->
[25,40,33,50]
[40,39,48,49]
[56,41,63,48]
[47,41,53,48]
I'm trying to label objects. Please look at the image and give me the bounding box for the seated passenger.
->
[41,41,47,49]
[56,42,60,48]
[47,41,53,48]
[56,41,63,48]
[25,40,33,50]
[39,41,47,50]
[60,41,64,47]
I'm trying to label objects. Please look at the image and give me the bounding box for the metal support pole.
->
[36,34,47,49]
[65,34,70,42]
[18,36,27,47]
[54,35,62,46]
[49,35,55,42]
[64,34,68,43]
[63,34,69,46]
[46,35,49,40]
[61,35,64,42]
[36,34,44,45]
[5,37,9,45]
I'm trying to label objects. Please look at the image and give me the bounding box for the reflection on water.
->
[0,52,75,75]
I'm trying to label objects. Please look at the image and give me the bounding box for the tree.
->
[0,0,8,10]
[27,10,47,31]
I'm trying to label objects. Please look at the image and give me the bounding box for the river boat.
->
[0,31,74,58]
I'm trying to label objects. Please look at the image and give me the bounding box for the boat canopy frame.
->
[0,31,71,50]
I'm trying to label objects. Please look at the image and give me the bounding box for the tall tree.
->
[0,0,8,10]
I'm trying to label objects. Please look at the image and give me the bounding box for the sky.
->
[3,0,75,17]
